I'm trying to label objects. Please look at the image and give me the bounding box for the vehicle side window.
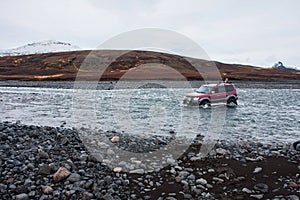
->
[211,87,218,93]
[225,85,234,92]
[218,86,226,93]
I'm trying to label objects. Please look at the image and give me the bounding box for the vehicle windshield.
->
[195,85,210,94]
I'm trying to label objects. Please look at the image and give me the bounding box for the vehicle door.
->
[210,86,226,103]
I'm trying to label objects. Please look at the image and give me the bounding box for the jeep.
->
[182,83,238,107]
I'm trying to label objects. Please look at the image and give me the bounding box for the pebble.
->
[250,194,264,199]
[53,167,71,182]
[178,171,189,177]
[253,167,263,174]
[254,183,269,193]
[67,173,81,182]
[38,150,49,159]
[212,177,224,183]
[166,158,176,165]
[15,193,29,200]
[82,192,94,200]
[196,178,207,185]
[113,167,122,173]
[286,195,300,200]
[293,141,300,150]
[289,181,298,188]
[103,193,114,200]
[129,169,145,174]
[242,187,252,194]
[1,122,300,199]
[42,186,53,194]
[39,164,52,175]
[216,148,227,155]
[111,136,120,143]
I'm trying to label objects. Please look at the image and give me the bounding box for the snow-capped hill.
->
[0,40,81,57]
[272,61,299,71]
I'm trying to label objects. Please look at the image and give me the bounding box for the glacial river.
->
[0,86,299,144]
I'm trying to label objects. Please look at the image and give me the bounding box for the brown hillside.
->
[0,50,299,81]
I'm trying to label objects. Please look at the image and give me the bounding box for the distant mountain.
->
[272,61,299,71]
[0,40,81,57]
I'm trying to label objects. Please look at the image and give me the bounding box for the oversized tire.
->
[199,99,211,108]
[227,98,237,107]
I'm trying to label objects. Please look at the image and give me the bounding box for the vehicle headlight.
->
[193,97,199,101]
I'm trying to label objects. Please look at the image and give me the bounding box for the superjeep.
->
[182,83,238,107]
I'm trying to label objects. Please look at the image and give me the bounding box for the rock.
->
[216,148,227,155]
[83,192,94,200]
[113,167,122,173]
[166,197,177,200]
[208,169,215,173]
[174,165,182,171]
[53,167,71,182]
[26,163,34,170]
[245,156,264,162]
[15,193,29,200]
[106,149,115,156]
[272,188,280,193]
[15,186,28,194]
[67,173,81,182]
[253,167,262,174]
[111,136,120,143]
[166,158,176,165]
[38,150,49,159]
[181,180,188,186]
[183,193,192,199]
[237,176,246,181]
[196,178,207,185]
[9,184,16,190]
[289,181,298,188]
[103,193,114,200]
[39,164,52,175]
[254,183,269,193]
[212,177,224,183]
[28,191,36,197]
[42,186,53,194]
[242,187,252,194]
[187,174,195,180]
[178,171,189,177]
[129,169,144,174]
[250,194,264,199]
[286,195,299,200]
[293,141,300,150]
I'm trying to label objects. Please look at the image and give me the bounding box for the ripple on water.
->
[0,87,299,144]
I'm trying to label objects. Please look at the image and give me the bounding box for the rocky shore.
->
[0,122,299,199]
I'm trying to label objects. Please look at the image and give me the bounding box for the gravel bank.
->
[0,122,299,199]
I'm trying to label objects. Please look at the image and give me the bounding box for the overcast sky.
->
[1,0,299,67]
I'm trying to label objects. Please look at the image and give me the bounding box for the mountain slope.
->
[0,50,299,81]
[0,40,81,57]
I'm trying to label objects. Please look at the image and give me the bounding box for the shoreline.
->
[0,122,299,199]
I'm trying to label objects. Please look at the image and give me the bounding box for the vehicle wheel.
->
[227,98,237,107]
[199,100,211,108]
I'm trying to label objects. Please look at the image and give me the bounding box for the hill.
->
[0,50,299,81]
[0,40,81,57]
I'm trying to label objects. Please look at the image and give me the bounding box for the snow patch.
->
[0,40,81,57]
